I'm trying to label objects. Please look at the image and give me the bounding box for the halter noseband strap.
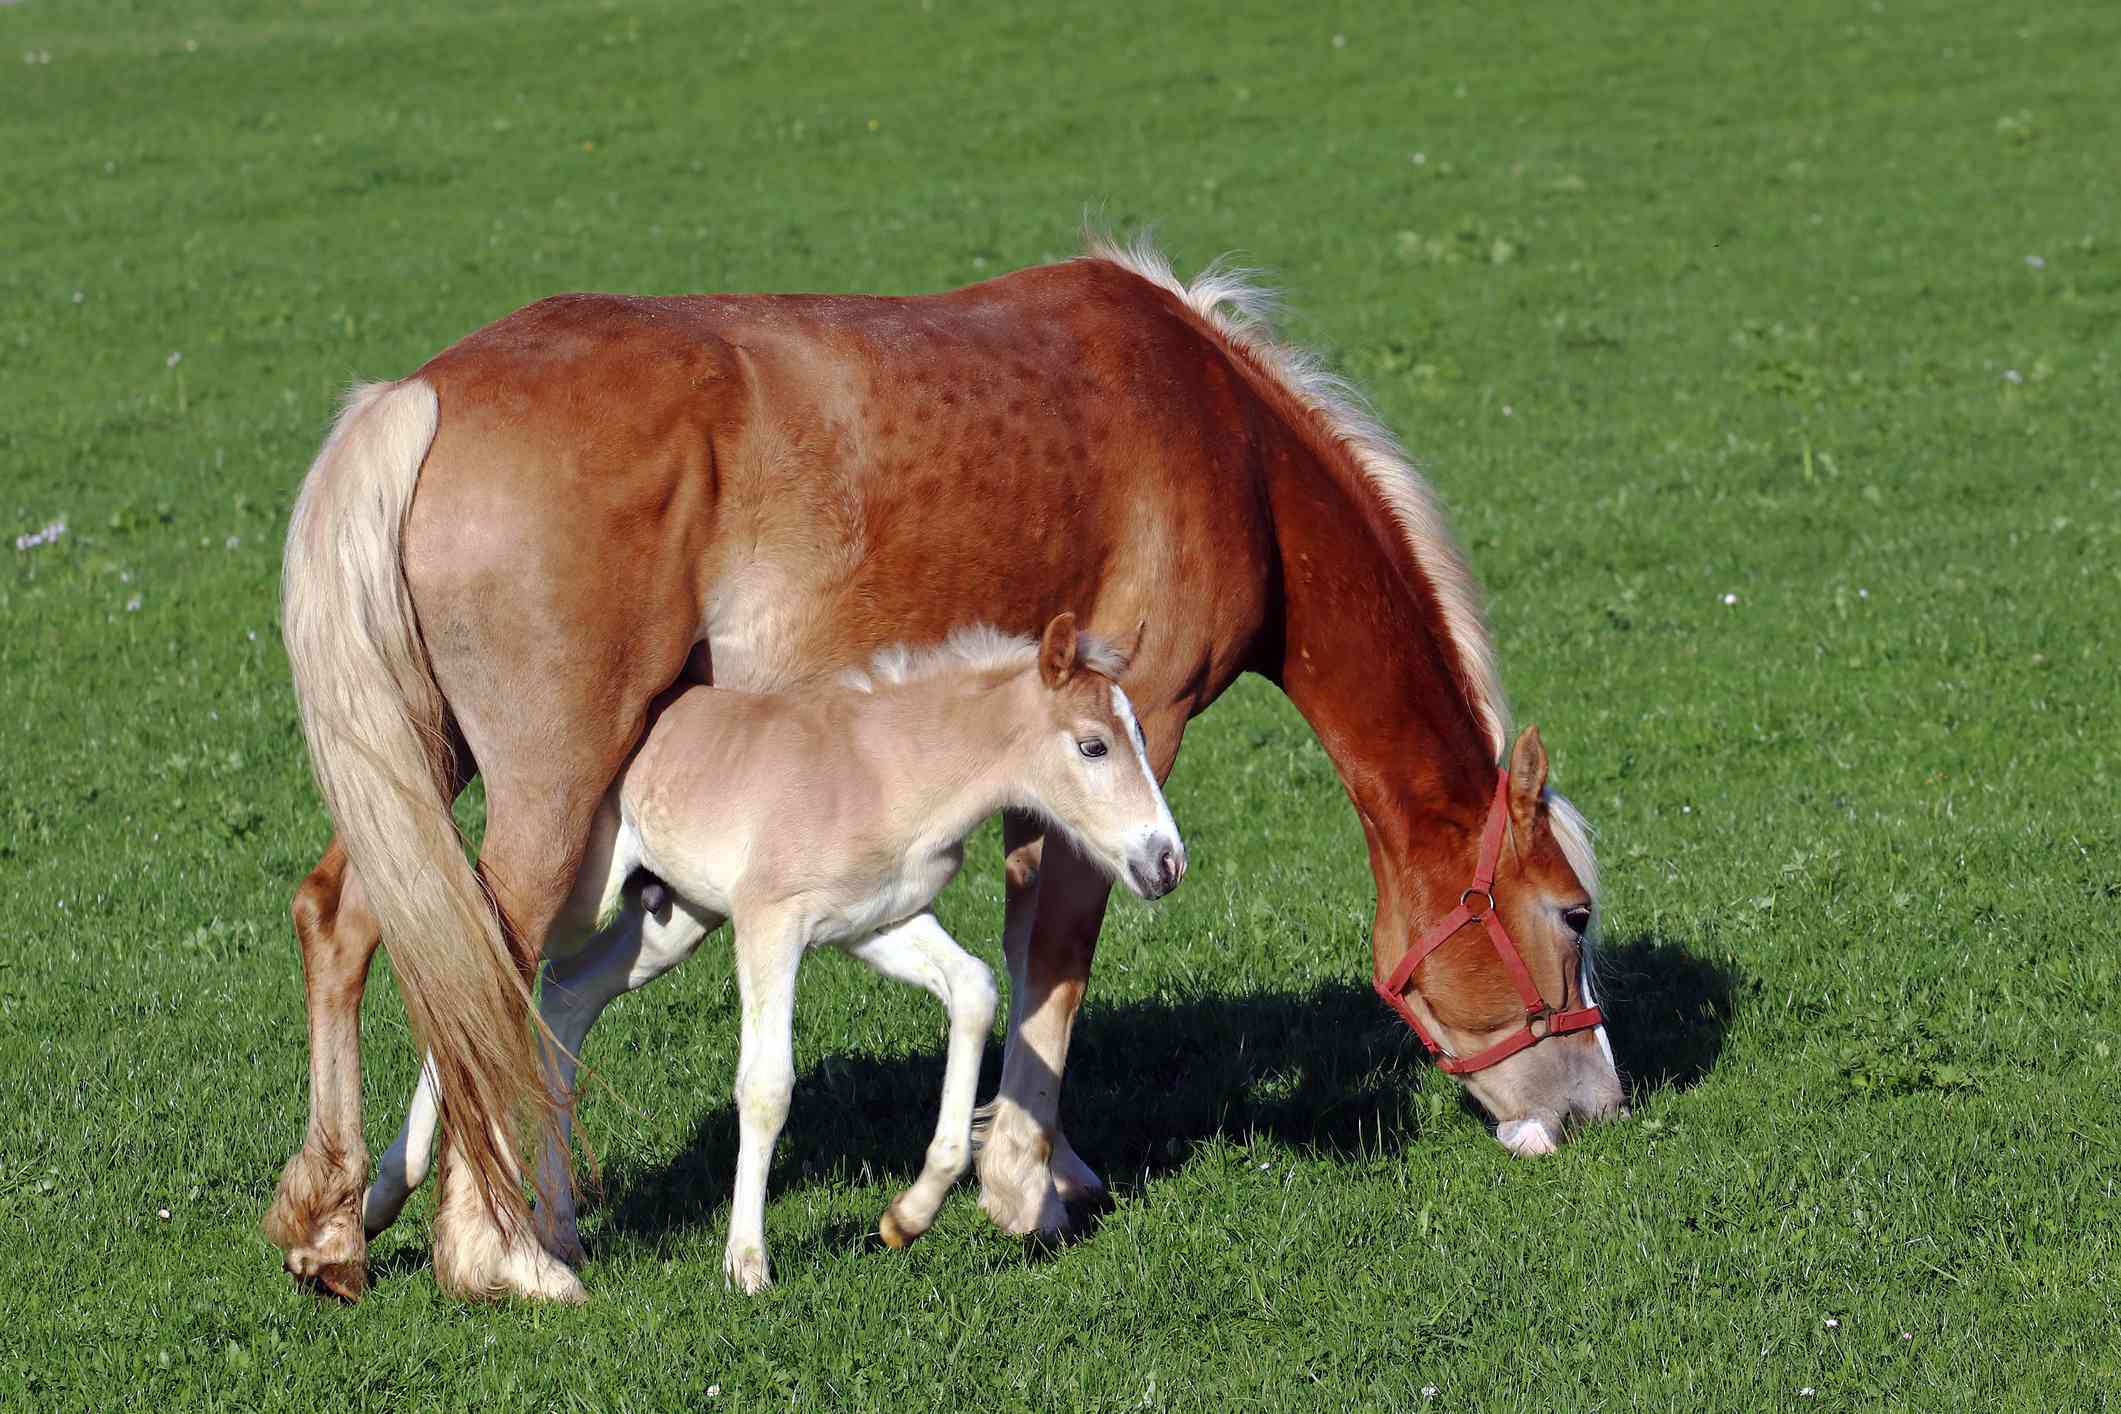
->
[1372,770,1604,1075]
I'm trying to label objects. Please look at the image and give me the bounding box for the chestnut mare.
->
[265,236,1623,1301]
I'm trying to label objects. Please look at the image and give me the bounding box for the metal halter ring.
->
[1374,770,1605,1074]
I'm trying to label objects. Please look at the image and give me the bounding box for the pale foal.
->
[365,613,1185,1293]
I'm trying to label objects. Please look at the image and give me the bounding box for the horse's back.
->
[399,260,1275,708]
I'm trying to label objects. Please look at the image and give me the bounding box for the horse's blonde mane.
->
[1085,233,1601,917]
[839,623,1127,694]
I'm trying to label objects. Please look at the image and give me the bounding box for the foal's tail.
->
[281,380,541,1241]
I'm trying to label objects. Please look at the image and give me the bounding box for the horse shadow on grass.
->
[590,932,1740,1251]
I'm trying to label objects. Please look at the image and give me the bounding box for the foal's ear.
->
[1106,618,1147,673]
[1039,612,1079,688]
[1507,724,1549,837]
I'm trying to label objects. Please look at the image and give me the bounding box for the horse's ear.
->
[1039,612,1079,688]
[1507,724,1548,837]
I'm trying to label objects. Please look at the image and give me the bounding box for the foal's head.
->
[1013,613,1186,900]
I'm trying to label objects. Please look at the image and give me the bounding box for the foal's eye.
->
[1562,906,1593,936]
[1077,738,1109,760]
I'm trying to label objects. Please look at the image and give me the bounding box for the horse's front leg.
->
[262,839,380,1300]
[986,814,1111,1213]
[979,709,1188,1237]
[977,833,1110,1237]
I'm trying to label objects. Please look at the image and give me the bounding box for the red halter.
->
[1372,770,1604,1074]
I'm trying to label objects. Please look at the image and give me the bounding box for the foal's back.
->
[607,684,904,920]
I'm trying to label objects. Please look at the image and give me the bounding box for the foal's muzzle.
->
[1127,841,1186,900]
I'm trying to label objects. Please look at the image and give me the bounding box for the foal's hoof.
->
[877,1206,924,1250]
[1050,1158,1113,1215]
[724,1246,772,1295]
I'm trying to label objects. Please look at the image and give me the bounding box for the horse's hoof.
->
[978,1178,1068,1238]
[1051,1156,1111,1213]
[313,1259,370,1302]
[281,1215,371,1303]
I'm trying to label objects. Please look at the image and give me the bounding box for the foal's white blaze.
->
[1106,684,1184,892]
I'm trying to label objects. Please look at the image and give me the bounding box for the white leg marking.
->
[362,1055,440,1237]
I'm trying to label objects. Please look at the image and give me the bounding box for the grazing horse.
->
[265,235,1623,1302]
[358,616,1184,1296]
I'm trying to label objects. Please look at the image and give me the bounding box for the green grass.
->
[4,0,2118,1407]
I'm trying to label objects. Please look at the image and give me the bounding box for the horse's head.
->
[1379,726,1624,1155]
[1015,613,1186,900]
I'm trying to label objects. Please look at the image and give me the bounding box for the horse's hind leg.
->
[423,799,605,1305]
[262,840,380,1301]
[841,913,998,1247]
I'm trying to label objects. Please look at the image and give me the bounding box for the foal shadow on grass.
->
[591,931,1739,1253]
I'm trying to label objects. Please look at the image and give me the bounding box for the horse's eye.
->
[1078,738,1109,760]
[1562,906,1593,936]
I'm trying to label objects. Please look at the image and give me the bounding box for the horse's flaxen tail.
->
[281,380,541,1248]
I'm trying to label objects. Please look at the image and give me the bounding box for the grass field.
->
[4,0,2118,1407]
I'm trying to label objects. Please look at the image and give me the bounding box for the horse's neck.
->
[1259,425,1498,917]
[857,675,1026,852]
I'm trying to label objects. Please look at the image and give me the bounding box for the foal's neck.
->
[858,670,1032,852]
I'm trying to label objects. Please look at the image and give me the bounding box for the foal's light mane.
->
[1085,233,1602,931]
[838,623,1128,695]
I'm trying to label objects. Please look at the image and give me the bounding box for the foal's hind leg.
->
[840,913,998,1248]
[533,893,718,1266]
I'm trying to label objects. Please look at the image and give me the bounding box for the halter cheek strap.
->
[1371,770,1604,1075]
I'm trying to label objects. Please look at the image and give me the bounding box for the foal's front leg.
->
[725,911,804,1294]
[840,913,998,1247]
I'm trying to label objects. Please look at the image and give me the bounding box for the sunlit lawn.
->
[3,0,2116,1407]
